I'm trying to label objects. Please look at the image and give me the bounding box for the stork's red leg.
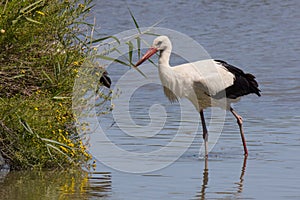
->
[200,110,208,157]
[230,107,248,156]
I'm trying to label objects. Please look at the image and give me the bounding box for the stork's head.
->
[134,35,171,67]
[152,36,172,51]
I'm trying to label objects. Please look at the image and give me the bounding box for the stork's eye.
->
[156,41,162,46]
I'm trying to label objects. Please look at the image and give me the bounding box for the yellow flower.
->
[35,90,41,95]
[0,29,5,34]
[80,175,89,192]
[34,107,39,111]
[36,11,45,16]
[68,142,74,147]
[73,61,79,66]
[60,146,68,153]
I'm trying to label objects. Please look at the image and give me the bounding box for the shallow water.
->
[1,0,300,199]
[91,1,300,199]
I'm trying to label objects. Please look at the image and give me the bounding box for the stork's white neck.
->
[158,48,171,68]
[157,39,175,90]
[158,47,175,88]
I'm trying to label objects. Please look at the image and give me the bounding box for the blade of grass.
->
[25,17,42,25]
[144,32,161,37]
[149,18,165,30]
[46,145,54,157]
[133,66,147,78]
[42,138,72,149]
[126,41,134,65]
[62,54,69,69]
[2,0,8,15]
[114,48,147,78]
[100,46,119,56]
[19,118,34,135]
[20,0,43,14]
[42,70,54,84]
[73,21,94,26]
[82,5,95,14]
[148,59,158,68]
[128,7,141,34]
[52,96,71,100]
[97,55,131,67]
[10,74,25,79]
[91,35,120,44]
[136,37,141,59]
[99,48,147,78]
[46,143,73,161]
[57,61,61,75]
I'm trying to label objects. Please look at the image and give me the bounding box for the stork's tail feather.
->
[245,73,261,97]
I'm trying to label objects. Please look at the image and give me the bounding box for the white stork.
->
[134,36,261,157]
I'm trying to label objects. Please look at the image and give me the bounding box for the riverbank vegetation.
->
[0,0,111,169]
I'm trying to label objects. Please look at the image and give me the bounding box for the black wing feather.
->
[214,60,261,99]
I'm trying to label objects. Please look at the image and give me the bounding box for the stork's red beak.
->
[134,47,158,67]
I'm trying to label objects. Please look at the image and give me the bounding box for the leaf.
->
[133,67,147,78]
[136,37,141,59]
[74,21,94,27]
[97,55,131,67]
[52,96,71,100]
[149,18,165,29]
[46,145,53,157]
[62,54,69,69]
[148,59,158,68]
[98,53,146,78]
[42,138,72,149]
[128,7,141,34]
[126,41,134,65]
[42,70,54,84]
[82,5,95,14]
[114,48,147,78]
[144,32,161,37]
[20,0,43,14]
[19,119,34,135]
[91,35,120,44]
[25,17,43,25]
[46,144,73,161]
[55,61,61,78]
[100,46,119,56]
[11,74,25,79]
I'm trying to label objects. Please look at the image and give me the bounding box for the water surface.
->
[91,1,300,199]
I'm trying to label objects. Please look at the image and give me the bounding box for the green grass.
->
[0,0,111,170]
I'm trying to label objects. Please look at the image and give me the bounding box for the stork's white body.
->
[158,58,240,111]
